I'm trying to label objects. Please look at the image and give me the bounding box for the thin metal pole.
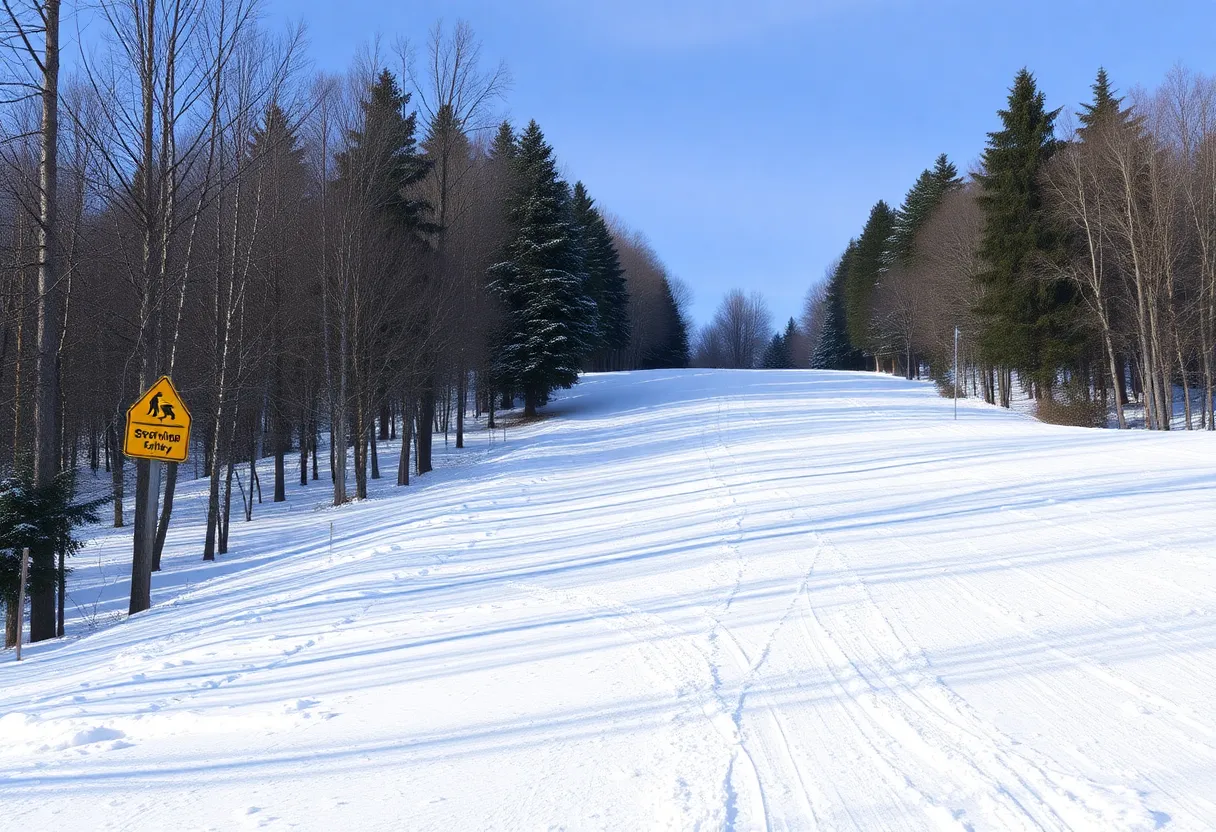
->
[954,326,960,421]
[15,547,29,660]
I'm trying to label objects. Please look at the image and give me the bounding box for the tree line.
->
[810,64,1216,431]
[689,288,808,370]
[0,3,691,647]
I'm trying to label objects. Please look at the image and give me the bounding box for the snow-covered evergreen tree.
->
[489,121,598,416]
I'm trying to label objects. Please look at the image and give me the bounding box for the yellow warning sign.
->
[124,376,192,462]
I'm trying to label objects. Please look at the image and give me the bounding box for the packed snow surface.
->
[3,370,1216,831]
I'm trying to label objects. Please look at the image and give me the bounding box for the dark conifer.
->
[337,69,433,233]
[489,121,598,415]
[888,154,963,268]
[642,277,690,369]
[975,68,1081,388]
[813,244,868,370]
[572,182,630,366]
[843,201,895,359]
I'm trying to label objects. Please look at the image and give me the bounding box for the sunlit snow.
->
[3,370,1213,830]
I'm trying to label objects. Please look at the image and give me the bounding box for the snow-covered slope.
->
[3,370,1215,831]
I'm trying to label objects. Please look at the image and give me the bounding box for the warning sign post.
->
[124,376,192,463]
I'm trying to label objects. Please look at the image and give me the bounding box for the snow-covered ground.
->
[3,369,1216,831]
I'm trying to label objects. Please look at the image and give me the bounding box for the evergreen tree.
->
[842,201,895,359]
[336,69,433,232]
[812,244,868,370]
[421,102,473,240]
[975,68,1081,388]
[642,276,690,369]
[489,120,598,416]
[572,182,631,365]
[761,318,798,368]
[761,333,789,369]
[2,472,107,647]
[1077,67,1133,138]
[480,121,520,408]
[782,317,797,366]
[887,154,963,267]
[490,121,518,166]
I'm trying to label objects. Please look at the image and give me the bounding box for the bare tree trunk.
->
[109,422,124,526]
[417,381,434,474]
[456,368,466,448]
[203,448,222,561]
[397,393,413,486]
[28,0,62,642]
[1102,331,1127,429]
[1205,350,1215,431]
[57,545,65,637]
[353,401,368,499]
[219,456,234,554]
[153,461,177,569]
[311,419,319,481]
[4,594,18,649]
[1177,340,1193,430]
[332,331,349,504]
[299,409,309,486]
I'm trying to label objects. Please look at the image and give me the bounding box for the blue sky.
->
[262,0,1216,327]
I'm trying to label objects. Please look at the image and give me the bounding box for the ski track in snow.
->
[2,369,1215,831]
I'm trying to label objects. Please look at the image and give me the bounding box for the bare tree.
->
[407,21,507,454]
[1043,121,1129,428]
[0,0,60,640]
[698,289,771,369]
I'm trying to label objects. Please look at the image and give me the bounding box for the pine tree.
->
[642,276,690,369]
[975,68,1081,389]
[2,472,107,648]
[887,154,963,268]
[490,121,517,165]
[489,120,598,416]
[812,244,868,370]
[572,182,630,367]
[1077,67,1133,139]
[761,318,798,368]
[761,334,788,369]
[421,102,473,241]
[782,317,797,366]
[842,201,895,360]
[336,69,433,232]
